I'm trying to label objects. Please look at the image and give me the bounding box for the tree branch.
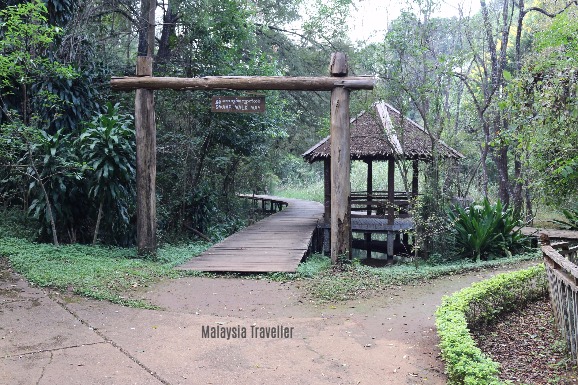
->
[523,1,578,18]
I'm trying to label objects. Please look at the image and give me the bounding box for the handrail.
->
[542,241,578,364]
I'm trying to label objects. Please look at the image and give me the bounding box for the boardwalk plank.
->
[176,195,323,272]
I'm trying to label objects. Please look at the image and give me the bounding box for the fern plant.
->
[447,198,527,262]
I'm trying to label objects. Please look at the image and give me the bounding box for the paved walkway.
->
[177,196,324,273]
[0,257,538,385]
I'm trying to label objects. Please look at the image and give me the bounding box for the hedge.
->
[435,264,547,384]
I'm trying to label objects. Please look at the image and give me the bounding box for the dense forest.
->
[0,0,577,251]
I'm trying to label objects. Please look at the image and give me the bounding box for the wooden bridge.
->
[177,195,324,273]
[521,227,578,242]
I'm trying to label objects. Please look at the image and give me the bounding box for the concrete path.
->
[0,258,539,385]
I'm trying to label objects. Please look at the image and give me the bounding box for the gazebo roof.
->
[302,101,464,163]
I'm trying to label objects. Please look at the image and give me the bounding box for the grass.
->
[293,250,542,302]
[0,237,211,308]
[0,232,542,307]
[273,162,411,203]
[0,205,544,309]
[273,181,324,202]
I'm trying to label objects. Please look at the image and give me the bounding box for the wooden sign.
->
[211,96,266,113]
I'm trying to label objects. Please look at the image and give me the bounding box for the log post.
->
[330,53,351,263]
[323,159,331,256]
[135,0,157,256]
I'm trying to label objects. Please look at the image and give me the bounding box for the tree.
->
[0,0,81,245]
[0,0,77,126]
[507,8,578,205]
[453,0,577,216]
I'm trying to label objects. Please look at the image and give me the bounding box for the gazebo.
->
[303,101,464,259]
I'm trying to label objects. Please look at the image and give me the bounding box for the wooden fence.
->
[542,240,578,363]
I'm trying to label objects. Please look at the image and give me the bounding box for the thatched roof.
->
[302,101,464,163]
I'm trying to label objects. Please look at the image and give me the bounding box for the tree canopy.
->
[1,0,576,246]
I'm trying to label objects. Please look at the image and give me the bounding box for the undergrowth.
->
[0,237,211,308]
[261,250,541,302]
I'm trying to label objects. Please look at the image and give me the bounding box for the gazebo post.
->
[365,160,373,259]
[366,160,373,215]
[387,158,395,258]
[323,159,331,255]
[412,160,419,198]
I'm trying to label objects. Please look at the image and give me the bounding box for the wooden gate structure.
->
[110,3,375,262]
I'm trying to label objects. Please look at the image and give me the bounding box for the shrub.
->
[435,264,547,384]
[447,198,527,262]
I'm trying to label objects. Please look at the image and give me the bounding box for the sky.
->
[347,0,481,42]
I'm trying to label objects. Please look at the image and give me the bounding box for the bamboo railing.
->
[542,240,578,363]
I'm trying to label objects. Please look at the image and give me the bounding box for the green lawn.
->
[0,237,210,307]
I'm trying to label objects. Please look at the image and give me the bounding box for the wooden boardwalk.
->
[177,195,324,273]
[520,227,578,241]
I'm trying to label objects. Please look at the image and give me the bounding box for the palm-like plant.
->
[78,103,135,244]
[448,198,526,262]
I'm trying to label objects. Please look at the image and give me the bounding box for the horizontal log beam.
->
[110,75,376,91]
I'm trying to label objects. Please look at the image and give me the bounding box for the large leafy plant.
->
[448,199,527,262]
[78,103,135,244]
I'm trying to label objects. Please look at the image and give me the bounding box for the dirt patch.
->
[472,298,578,384]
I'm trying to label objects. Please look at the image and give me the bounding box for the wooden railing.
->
[542,241,578,364]
[349,191,413,217]
[238,194,288,213]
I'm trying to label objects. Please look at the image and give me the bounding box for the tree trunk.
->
[93,198,104,245]
[512,154,524,215]
[157,1,178,64]
[42,184,59,246]
[480,142,489,197]
[493,144,511,206]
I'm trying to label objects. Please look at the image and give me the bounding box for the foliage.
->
[0,236,210,307]
[507,11,578,205]
[295,253,332,277]
[0,121,82,245]
[411,189,454,258]
[27,128,82,236]
[78,102,135,244]
[448,199,527,262]
[1,104,136,245]
[0,0,77,125]
[0,208,38,241]
[302,251,540,302]
[552,206,578,230]
[435,264,547,384]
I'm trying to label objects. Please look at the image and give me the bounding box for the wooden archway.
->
[110,11,374,263]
